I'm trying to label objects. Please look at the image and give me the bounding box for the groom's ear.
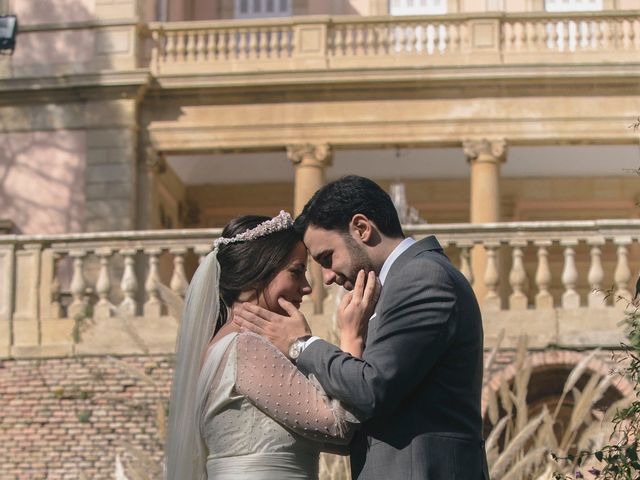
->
[350,214,374,244]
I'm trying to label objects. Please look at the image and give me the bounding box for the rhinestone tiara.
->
[213,210,294,249]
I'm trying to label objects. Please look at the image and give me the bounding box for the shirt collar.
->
[379,237,416,285]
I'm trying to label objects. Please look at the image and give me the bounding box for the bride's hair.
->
[215,215,301,334]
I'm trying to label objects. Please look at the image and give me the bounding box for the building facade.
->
[0,0,639,477]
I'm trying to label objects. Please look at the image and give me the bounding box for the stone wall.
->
[0,354,172,480]
[0,344,632,479]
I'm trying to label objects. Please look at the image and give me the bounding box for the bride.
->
[164,212,367,479]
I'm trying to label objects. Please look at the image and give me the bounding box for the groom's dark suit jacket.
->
[298,236,490,479]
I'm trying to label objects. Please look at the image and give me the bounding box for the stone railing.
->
[148,11,640,74]
[0,219,638,357]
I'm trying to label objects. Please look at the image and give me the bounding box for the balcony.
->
[148,11,640,81]
[1,219,637,358]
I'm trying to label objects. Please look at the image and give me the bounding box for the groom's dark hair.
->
[295,175,404,238]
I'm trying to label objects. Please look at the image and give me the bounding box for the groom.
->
[238,175,489,479]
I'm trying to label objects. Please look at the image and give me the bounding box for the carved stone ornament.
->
[462,139,507,163]
[145,147,167,174]
[286,144,333,168]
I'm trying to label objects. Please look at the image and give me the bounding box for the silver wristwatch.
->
[288,335,312,362]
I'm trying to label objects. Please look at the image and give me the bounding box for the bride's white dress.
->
[198,332,356,480]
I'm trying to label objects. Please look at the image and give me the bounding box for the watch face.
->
[289,340,304,360]
[289,341,302,359]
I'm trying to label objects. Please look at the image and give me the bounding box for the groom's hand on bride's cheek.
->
[233,300,311,356]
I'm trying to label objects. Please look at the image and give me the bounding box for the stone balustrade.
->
[149,11,640,74]
[0,219,637,358]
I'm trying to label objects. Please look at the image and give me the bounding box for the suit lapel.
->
[366,236,444,343]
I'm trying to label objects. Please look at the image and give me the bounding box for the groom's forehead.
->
[303,226,341,251]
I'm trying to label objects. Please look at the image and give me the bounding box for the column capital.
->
[462,139,507,164]
[287,144,333,168]
[145,146,167,174]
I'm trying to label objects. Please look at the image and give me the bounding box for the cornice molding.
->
[0,70,152,104]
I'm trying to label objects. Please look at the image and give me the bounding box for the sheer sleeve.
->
[234,333,358,445]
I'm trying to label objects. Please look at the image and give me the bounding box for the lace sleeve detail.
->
[234,333,357,445]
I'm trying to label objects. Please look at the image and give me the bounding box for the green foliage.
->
[71,303,94,343]
[553,300,640,480]
[76,409,92,423]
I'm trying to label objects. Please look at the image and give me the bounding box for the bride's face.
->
[259,241,312,314]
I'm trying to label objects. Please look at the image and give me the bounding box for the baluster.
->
[614,238,632,307]
[425,23,434,54]
[354,25,365,56]
[195,245,210,264]
[427,23,436,54]
[228,28,239,60]
[587,239,606,308]
[562,21,570,52]
[459,21,470,52]
[449,23,460,53]
[345,25,355,55]
[380,24,391,54]
[627,18,636,50]
[195,30,206,61]
[604,20,613,50]
[151,29,160,72]
[287,27,294,57]
[222,29,231,60]
[408,23,418,53]
[509,241,528,310]
[144,248,163,317]
[622,18,632,50]
[170,248,189,298]
[459,241,474,286]
[184,31,194,62]
[438,23,446,54]
[561,240,580,309]
[364,23,374,54]
[395,25,405,54]
[333,26,343,56]
[510,22,518,52]
[269,27,279,58]
[239,28,249,59]
[259,27,269,58]
[165,31,176,62]
[119,249,139,317]
[614,18,624,50]
[68,251,88,319]
[595,20,605,49]
[503,22,512,51]
[484,242,501,311]
[534,241,553,309]
[549,21,559,51]
[526,21,535,51]
[249,28,258,59]
[95,248,114,319]
[50,253,63,319]
[536,21,547,50]
[209,30,218,60]
[519,21,527,52]
[581,20,590,50]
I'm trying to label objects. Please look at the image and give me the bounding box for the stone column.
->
[287,144,333,313]
[463,139,506,306]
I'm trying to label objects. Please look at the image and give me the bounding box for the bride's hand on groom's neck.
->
[233,299,311,357]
